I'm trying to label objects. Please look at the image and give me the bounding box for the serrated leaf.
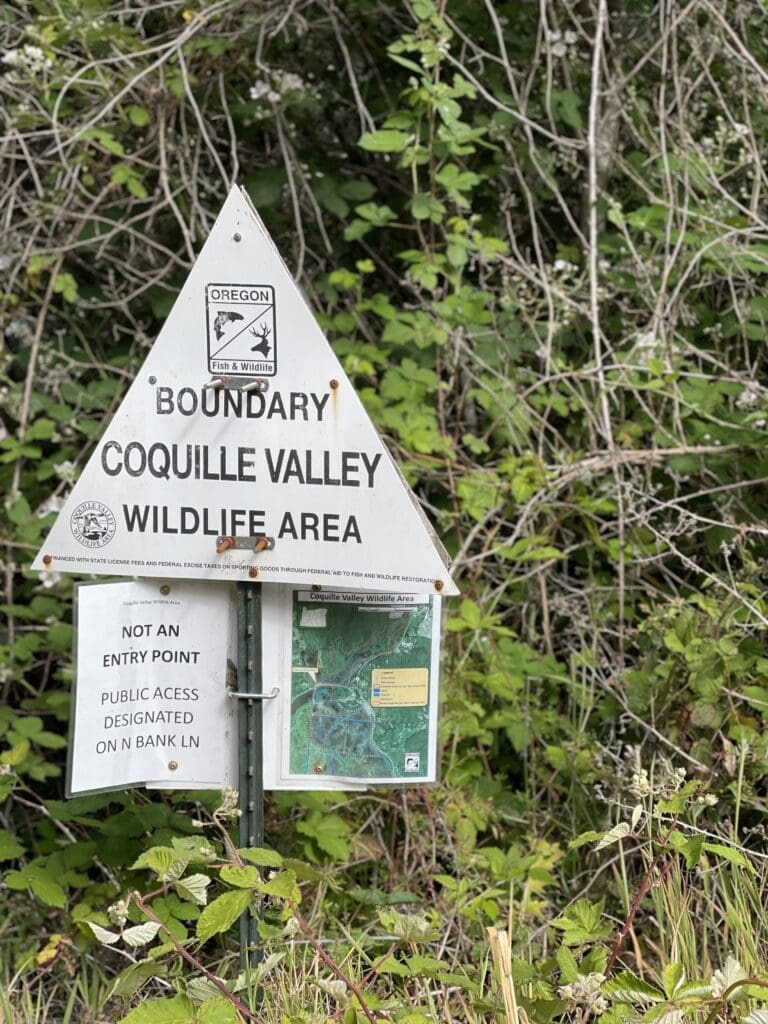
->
[744,1012,768,1024]
[375,956,411,977]
[703,843,753,872]
[595,822,631,851]
[110,960,167,998]
[604,971,664,1003]
[30,873,67,908]
[131,847,175,875]
[196,890,252,943]
[197,997,241,1024]
[359,129,410,152]
[89,922,120,945]
[556,944,579,983]
[256,869,300,902]
[117,993,195,1024]
[663,963,685,997]
[1,739,30,765]
[569,830,603,850]
[186,977,224,1005]
[675,980,713,1000]
[123,921,162,947]
[0,829,24,861]
[239,847,283,868]
[175,874,210,906]
[220,865,261,888]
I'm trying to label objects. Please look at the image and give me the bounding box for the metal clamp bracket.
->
[203,376,269,393]
[227,686,279,701]
[217,535,275,553]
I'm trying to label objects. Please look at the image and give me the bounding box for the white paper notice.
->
[69,580,232,795]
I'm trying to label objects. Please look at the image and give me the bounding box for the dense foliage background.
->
[3,0,768,1021]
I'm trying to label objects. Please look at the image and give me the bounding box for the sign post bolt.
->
[216,536,235,554]
[434,580,444,592]
[42,555,52,566]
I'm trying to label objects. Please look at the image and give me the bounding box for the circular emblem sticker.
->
[70,500,116,548]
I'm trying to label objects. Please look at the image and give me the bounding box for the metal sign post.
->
[236,581,263,968]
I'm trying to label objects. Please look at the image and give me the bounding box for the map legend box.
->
[371,668,428,707]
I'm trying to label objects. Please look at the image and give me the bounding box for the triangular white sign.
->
[33,187,458,596]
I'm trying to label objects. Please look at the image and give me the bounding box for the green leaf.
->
[117,994,195,1024]
[220,865,261,888]
[122,921,162,947]
[127,105,151,126]
[131,847,187,880]
[0,829,24,861]
[411,193,446,221]
[110,960,166,999]
[29,871,68,908]
[359,129,410,152]
[1,739,30,765]
[196,890,253,943]
[238,847,282,868]
[663,962,685,998]
[604,971,664,1004]
[257,869,300,903]
[556,945,579,983]
[89,922,120,945]
[375,956,412,977]
[702,842,754,872]
[197,998,241,1024]
[175,874,210,906]
[594,822,631,851]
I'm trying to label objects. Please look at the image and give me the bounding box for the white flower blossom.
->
[38,571,62,589]
[54,460,77,483]
[2,44,53,80]
[37,494,65,518]
[736,384,760,408]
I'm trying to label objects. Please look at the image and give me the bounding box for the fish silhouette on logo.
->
[250,323,272,358]
[212,310,244,340]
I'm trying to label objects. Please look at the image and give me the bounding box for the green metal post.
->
[237,581,263,969]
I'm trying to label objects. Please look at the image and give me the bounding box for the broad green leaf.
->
[604,971,664,1004]
[595,822,631,851]
[122,921,162,947]
[239,847,282,868]
[569,830,603,849]
[556,945,579,983]
[175,873,210,906]
[375,956,411,977]
[220,865,261,888]
[127,105,151,126]
[0,829,24,861]
[197,998,241,1024]
[30,873,68,908]
[257,869,300,902]
[703,843,753,871]
[117,993,195,1024]
[89,922,120,945]
[663,963,685,997]
[359,129,410,152]
[196,890,252,943]
[110,960,167,998]
[1,739,30,765]
[131,846,175,874]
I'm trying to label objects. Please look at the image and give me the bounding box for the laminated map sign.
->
[262,587,440,789]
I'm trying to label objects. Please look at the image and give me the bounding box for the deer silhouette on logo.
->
[250,323,272,358]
